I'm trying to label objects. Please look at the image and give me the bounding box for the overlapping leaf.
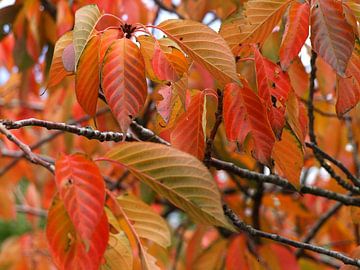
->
[272,128,304,188]
[101,233,133,270]
[101,38,147,132]
[105,142,233,229]
[75,35,100,116]
[73,4,101,68]
[254,48,291,137]
[157,19,238,85]
[171,90,207,160]
[280,2,310,70]
[46,196,109,270]
[117,193,171,248]
[310,0,355,76]
[223,81,275,166]
[220,0,292,53]
[55,154,106,242]
[47,31,73,88]
[99,29,123,64]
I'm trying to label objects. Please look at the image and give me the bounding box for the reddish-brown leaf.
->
[223,81,276,166]
[279,2,310,70]
[254,47,291,137]
[75,34,100,116]
[48,31,73,88]
[310,0,355,76]
[171,90,209,159]
[101,38,147,132]
[55,154,106,242]
[336,49,360,115]
[46,196,108,270]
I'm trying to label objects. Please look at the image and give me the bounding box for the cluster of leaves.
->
[1,0,360,269]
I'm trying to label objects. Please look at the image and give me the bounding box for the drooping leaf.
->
[105,142,233,230]
[336,47,360,116]
[171,90,207,160]
[254,47,291,137]
[310,0,355,76]
[101,38,147,132]
[223,81,276,166]
[279,2,310,70]
[101,233,133,270]
[75,35,100,116]
[55,153,106,242]
[192,239,227,270]
[226,235,260,270]
[73,4,101,68]
[46,196,109,270]
[272,128,304,188]
[157,19,238,85]
[47,31,73,88]
[117,193,171,248]
[219,0,292,53]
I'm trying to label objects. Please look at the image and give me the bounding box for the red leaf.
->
[336,49,360,115]
[46,196,108,270]
[55,154,106,242]
[279,2,309,70]
[95,14,123,32]
[254,47,291,137]
[75,35,101,116]
[152,43,179,81]
[223,80,275,166]
[171,90,210,159]
[99,29,123,65]
[310,0,355,76]
[101,38,147,132]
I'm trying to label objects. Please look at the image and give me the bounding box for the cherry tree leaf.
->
[310,0,355,76]
[223,81,275,166]
[171,90,207,160]
[101,233,133,270]
[192,239,227,270]
[272,128,304,188]
[47,31,73,88]
[55,153,106,242]
[254,48,291,137]
[220,0,292,53]
[46,196,108,270]
[117,193,170,248]
[279,2,310,70]
[62,43,75,72]
[105,142,233,230]
[101,38,147,132]
[157,19,238,86]
[152,43,179,81]
[75,35,100,116]
[336,48,360,116]
[99,29,123,65]
[73,4,101,68]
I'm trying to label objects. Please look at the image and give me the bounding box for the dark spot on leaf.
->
[235,56,241,62]
[179,37,183,41]
[271,82,276,88]
[271,95,277,107]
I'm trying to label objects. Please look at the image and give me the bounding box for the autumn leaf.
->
[105,142,233,230]
[279,2,310,70]
[46,196,108,270]
[47,31,73,88]
[310,0,355,76]
[101,38,147,132]
[171,90,207,160]
[55,153,106,242]
[75,34,100,116]
[220,0,292,53]
[157,19,238,86]
[117,193,171,248]
[73,4,101,68]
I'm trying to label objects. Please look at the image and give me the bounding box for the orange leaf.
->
[254,47,291,137]
[47,31,73,88]
[75,34,101,116]
[99,29,123,65]
[55,153,106,242]
[101,38,147,132]
[279,2,310,70]
[171,90,208,159]
[152,43,179,81]
[46,196,108,270]
[310,0,355,76]
[272,128,304,188]
[223,80,275,166]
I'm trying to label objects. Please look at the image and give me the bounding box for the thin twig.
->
[153,0,185,19]
[16,204,47,217]
[223,204,360,267]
